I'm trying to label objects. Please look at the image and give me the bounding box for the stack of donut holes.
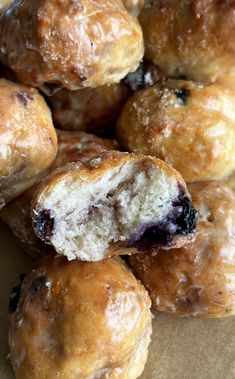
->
[0,1,235,378]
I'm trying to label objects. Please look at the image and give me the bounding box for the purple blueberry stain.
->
[15,91,34,107]
[33,209,54,243]
[128,187,197,248]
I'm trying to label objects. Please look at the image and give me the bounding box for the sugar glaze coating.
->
[0,0,144,91]
[130,181,235,318]
[116,78,235,182]
[0,131,117,258]
[0,79,57,208]
[9,257,152,379]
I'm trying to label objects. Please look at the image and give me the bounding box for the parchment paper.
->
[1,221,235,379]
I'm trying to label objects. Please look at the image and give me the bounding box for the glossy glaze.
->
[0,131,118,258]
[9,257,152,379]
[0,79,57,208]
[140,0,235,83]
[49,83,129,133]
[116,78,235,182]
[0,0,143,90]
[130,181,235,318]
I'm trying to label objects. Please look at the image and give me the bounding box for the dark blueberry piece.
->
[33,209,54,243]
[173,88,190,105]
[31,276,51,293]
[143,64,161,87]
[15,91,34,106]
[128,221,174,249]
[128,190,197,248]
[124,62,161,92]
[124,63,145,92]
[175,197,198,235]
[136,224,171,245]
[9,286,21,313]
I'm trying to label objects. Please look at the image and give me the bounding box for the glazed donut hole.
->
[8,256,152,379]
[32,151,197,262]
[130,181,235,318]
[139,0,235,83]
[48,83,129,134]
[0,79,57,208]
[0,0,144,91]
[53,130,119,167]
[48,62,162,135]
[116,78,235,182]
[0,131,118,259]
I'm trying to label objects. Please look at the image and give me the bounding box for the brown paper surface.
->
[1,220,235,379]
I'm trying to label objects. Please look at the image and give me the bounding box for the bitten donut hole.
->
[34,161,196,261]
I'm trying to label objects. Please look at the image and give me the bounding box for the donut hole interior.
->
[37,161,191,260]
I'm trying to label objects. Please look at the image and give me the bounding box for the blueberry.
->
[173,88,190,105]
[15,91,33,106]
[31,276,51,293]
[124,62,160,92]
[128,190,197,248]
[175,197,198,235]
[33,209,54,243]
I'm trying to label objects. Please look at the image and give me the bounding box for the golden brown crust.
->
[54,130,118,167]
[140,0,235,83]
[48,83,129,133]
[9,256,152,379]
[116,78,235,182]
[0,79,57,208]
[33,151,185,199]
[130,181,235,318]
[32,151,186,217]
[0,0,143,91]
[0,131,118,258]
